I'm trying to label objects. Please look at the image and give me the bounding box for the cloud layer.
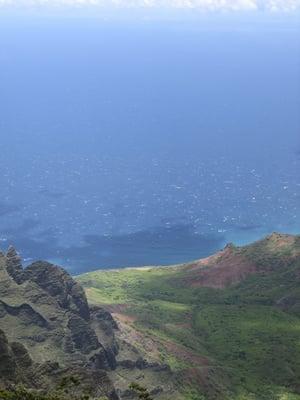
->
[0,0,299,11]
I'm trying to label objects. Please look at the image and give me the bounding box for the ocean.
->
[0,12,299,273]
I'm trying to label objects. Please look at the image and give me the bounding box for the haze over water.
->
[0,9,299,273]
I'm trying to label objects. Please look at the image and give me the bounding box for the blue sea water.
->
[0,12,299,273]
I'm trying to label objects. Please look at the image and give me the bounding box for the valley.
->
[78,233,300,400]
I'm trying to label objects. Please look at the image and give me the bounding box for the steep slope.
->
[0,247,119,399]
[0,248,180,400]
[178,232,300,289]
[78,232,300,400]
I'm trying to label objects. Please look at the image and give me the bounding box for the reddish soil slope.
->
[179,233,300,289]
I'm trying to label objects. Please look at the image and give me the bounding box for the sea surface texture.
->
[0,14,299,273]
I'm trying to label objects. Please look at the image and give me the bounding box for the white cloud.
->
[0,0,299,11]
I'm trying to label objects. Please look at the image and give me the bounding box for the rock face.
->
[5,246,23,284]
[0,248,119,399]
[0,247,177,399]
[23,261,91,321]
[0,329,18,381]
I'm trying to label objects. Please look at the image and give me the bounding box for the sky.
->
[0,0,300,12]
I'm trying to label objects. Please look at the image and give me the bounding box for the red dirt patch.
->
[104,303,130,313]
[112,313,164,361]
[163,339,210,366]
[177,233,300,289]
[180,246,257,289]
[179,366,227,398]
[113,312,137,324]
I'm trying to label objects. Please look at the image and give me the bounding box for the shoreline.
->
[74,229,300,276]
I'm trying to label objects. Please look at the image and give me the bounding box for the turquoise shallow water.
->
[0,15,299,273]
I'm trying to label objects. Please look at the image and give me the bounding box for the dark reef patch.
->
[0,224,225,274]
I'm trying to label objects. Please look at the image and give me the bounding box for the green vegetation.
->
[0,382,153,400]
[0,381,109,400]
[78,236,300,400]
[129,383,153,400]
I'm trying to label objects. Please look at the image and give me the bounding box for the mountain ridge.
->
[78,232,300,400]
[0,246,178,399]
[0,232,299,399]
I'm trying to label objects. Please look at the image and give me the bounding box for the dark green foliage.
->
[58,375,81,395]
[0,387,60,400]
[0,381,94,400]
[129,383,153,400]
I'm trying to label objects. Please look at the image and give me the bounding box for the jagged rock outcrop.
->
[90,305,119,330]
[67,314,100,353]
[10,342,33,368]
[0,300,49,328]
[0,329,18,381]
[5,246,23,284]
[0,329,35,385]
[0,249,119,399]
[23,261,90,320]
[0,247,177,400]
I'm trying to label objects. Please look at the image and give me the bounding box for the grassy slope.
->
[77,237,300,400]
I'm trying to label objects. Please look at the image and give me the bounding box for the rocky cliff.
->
[0,247,177,399]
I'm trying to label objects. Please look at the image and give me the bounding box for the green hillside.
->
[77,233,300,400]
